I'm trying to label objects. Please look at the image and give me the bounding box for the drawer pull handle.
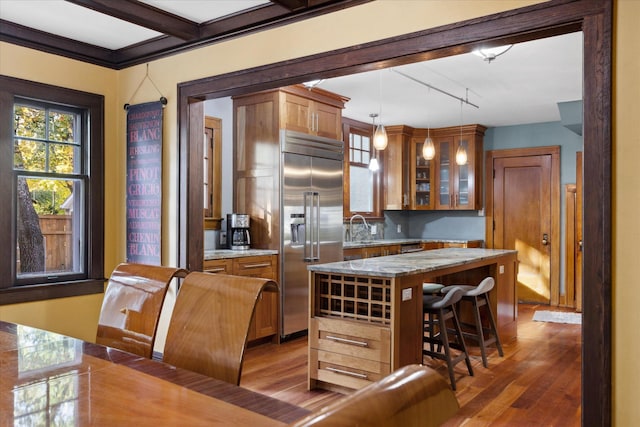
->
[326,335,368,347]
[242,263,271,269]
[206,267,226,272]
[325,367,368,379]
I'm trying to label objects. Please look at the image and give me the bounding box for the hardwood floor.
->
[241,303,582,425]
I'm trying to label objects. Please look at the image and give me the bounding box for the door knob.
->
[542,233,549,245]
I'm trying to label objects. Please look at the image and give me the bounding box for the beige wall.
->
[1,0,637,423]
[613,1,640,424]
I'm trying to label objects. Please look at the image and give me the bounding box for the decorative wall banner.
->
[126,101,163,264]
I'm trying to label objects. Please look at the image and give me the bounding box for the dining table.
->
[0,320,310,426]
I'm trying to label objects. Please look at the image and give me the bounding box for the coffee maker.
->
[227,213,251,250]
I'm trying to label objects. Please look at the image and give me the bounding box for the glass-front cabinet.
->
[383,124,485,211]
[410,135,435,210]
[434,125,485,210]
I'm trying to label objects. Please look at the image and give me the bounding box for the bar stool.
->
[422,282,444,295]
[441,277,504,368]
[423,286,474,390]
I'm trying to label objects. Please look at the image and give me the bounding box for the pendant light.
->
[422,135,435,160]
[372,72,388,151]
[373,123,388,150]
[422,104,435,160]
[368,114,381,171]
[368,155,380,171]
[455,100,468,166]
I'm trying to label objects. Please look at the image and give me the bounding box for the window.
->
[342,117,382,219]
[0,76,104,304]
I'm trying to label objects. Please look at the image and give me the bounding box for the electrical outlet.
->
[499,265,505,274]
[371,224,377,234]
[397,224,402,233]
[402,288,412,301]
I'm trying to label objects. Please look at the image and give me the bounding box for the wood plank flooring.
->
[241,303,582,425]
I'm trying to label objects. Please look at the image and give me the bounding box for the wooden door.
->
[575,151,583,312]
[488,147,560,305]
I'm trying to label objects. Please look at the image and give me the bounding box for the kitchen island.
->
[307,248,517,392]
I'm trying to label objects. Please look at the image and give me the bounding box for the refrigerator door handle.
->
[303,191,313,262]
[303,191,320,262]
[313,192,320,262]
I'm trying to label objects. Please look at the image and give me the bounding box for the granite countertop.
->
[343,238,482,249]
[204,249,278,260]
[307,248,516,278]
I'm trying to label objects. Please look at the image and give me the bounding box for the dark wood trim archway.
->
[178,0,612,424]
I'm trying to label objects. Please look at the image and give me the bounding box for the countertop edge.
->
[307,248,516,278]
[204,249,278,260]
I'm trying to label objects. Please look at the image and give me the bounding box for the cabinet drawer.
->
[309,348,390,390]
[310,317,390,363]
[203,259,232,274]
[232,255,275,279]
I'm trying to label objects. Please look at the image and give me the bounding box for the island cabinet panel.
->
[309,317,391,391]
[308,248,517,392]
[308,271,423,391]
[203,254,278,342]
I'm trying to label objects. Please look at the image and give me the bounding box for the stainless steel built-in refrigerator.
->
[280,130,344,337]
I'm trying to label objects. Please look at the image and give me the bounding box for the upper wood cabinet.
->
[383,125,413,210]
[383,124,485,211]
[433,125,486,210]
[278,85,348,140]
[232,85,347,249]
[204,116,222,230]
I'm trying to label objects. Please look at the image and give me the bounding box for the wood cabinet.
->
[383,125,413,210]
[343,244,401,260]
[383,124,485,211]
[203,116,222,230]
[309,249,518,392]
[232,85,347,249]
[309,274,396,391]
[432,125,486,210]
[421,240,484,250]
[203,254,278,341]
[410,133,436,210]
[281,90,345,140]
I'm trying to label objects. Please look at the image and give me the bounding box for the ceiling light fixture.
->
[302,79,324,89]
[370,112,388,151]
[369,113,383,171]
[423,133,435,161]
[472,44,513,64]
[456,100,468,166]
[368,156,380,172]
[372,71,388,150]
[422,97,435,160]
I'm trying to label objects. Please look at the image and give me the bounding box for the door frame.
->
[177,1,611,424]
[485,146,561,306]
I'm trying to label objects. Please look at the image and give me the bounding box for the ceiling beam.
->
[64,0,200,41]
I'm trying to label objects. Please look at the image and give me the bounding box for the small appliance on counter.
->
[227,213,251,250]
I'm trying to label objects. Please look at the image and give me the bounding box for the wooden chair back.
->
[96,263,187,358]
[289,364,459,427]
[162,271,278,385]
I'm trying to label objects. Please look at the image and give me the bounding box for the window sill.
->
[0,279,105,306]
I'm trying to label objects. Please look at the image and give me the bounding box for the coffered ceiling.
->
[1,1,583,129]
[0,0,368,69]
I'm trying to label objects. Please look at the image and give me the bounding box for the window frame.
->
[342,117,383,220]
[0,75,105,305]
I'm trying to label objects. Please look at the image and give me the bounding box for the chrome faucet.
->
[349,214,370,242]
